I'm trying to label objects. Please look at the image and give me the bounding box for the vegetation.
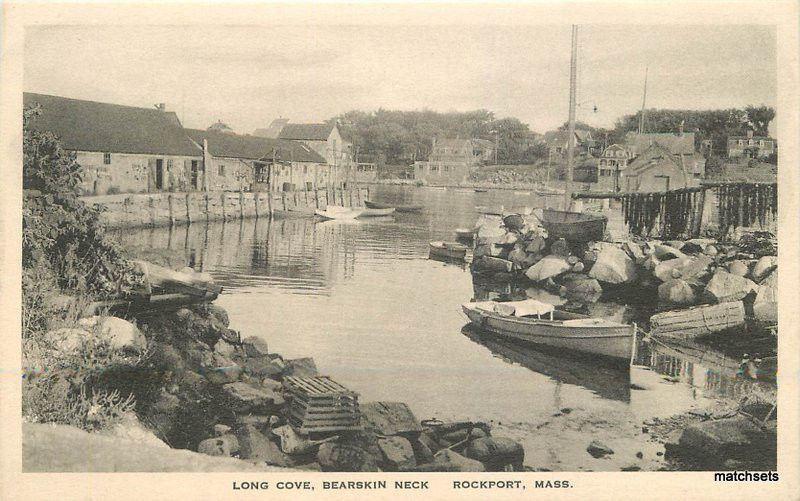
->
[332,108,541,166]
[22,105,142,431]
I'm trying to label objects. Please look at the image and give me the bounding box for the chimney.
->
[155,103,166,112]
[747,129,754,139]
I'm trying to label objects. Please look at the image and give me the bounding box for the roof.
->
[278,123,335,141]
[435,138,473,149]
[626,142,684,176]
[727,135,775,141]
[254,118,289,139]
[185,129,326,163]
[543,130,592,147]
[624,131,696,156]
[23,92,201,157]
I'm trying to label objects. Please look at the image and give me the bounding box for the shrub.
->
[22,104,145,432]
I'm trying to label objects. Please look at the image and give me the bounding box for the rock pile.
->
[469,215,777,327]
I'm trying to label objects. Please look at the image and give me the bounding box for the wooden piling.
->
[221,191,226,220]
[254,192,260,219]
[239,189,244,220]
[148,196,156,227]
[185,193,192,224]
[167,193,175,226]
[205,192,210,221]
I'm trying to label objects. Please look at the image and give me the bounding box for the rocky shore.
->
[25,285,527,472]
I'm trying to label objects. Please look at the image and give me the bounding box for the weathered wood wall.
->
[82,188,370,228]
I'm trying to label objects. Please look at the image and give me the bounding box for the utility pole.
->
[494,130,499,165]
[564,24,578,211]
[638,67,648,134]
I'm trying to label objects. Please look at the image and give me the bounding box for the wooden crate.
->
[284,376,362,434]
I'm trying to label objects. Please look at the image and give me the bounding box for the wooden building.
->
[727,130,776,159]
[622,143,694,192]
[24,92,202,195]
[185,129,328,193]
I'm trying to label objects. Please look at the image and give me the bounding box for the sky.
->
[24,24,776,134]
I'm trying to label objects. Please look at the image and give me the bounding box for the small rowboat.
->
[429,241,468,261]
[315,206,364,220]
[539,208,607,242]
[462,299,635,361]
[358,207,395,217]
[455,228,475,242]
[476,205,504,216]
[474,188,488,193]
[364,200,423,213]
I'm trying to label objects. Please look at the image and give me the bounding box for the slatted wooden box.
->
[283,376,362,435]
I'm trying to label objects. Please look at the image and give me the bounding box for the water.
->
[115,185,774,470]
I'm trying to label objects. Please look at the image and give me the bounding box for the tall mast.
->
[564,25,578,211]
[638,67,648,134]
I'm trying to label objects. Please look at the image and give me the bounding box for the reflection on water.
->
[114,185,774,438]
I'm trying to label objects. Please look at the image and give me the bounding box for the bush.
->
[22,104,145,432]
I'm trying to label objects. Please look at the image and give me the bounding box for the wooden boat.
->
[474,188,488,193]
[314,206,364,220]
[474,256,514,273]
[462,299,635,360]
[357,207,396,217]
[429,241,468,261]
[455,228,475,241]
[475,205,504,216]
[461,324,631,401]
[539,208,607,242]
[364,200,423,213]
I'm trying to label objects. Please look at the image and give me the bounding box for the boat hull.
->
[462,305,634,360]
[314,208,364,220]
[540,209,607,242]
[364,201,423,212]
[430,242,468,261]
[358,208,395,217]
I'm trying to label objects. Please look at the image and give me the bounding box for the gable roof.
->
[254,118,289,139]
[185,129,326,163]
[626,142,685,176]
[436,138,473,150]
[542,130,591,147]
[23,92,201,157]
[278,123,335,141]
[625,131,696,156]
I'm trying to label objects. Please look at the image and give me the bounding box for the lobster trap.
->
[283,376,362,435]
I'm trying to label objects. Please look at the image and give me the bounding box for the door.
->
[191,160,199,190]
[155,159,164,190]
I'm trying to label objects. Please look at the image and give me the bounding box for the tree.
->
[744,105,775,137]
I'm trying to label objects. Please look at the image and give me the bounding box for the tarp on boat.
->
[474,299,555,317]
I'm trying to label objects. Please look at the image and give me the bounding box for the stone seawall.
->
[82,188,371,228]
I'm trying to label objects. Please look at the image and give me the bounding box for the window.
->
[103,152,111,164]
[218,164,226,176]
[167,159,173,169]
[431,165,439,172]
[303,165,307,174]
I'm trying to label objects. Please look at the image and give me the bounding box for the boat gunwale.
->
[462,304,634,337]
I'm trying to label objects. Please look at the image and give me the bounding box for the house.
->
[622,143,695,192]
[727,130,776,159]
[624,130,696,159]
[253,118,289,139]
[542,129,596,156]
[471,138,496,164]
[274,122,352,168]
[354,163,378,183]
[23,92,202,195]
[413,138,480,184]
[185,128,328,193]
[596,144,634,191]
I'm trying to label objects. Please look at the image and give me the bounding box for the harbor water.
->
[114,185,773,471]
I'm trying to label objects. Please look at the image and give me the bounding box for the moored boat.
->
[539,208,607,242]
[462,299,635,361]
[364,200,423,213]
[357,207,396,217]
[474,188,488,193]
[454,228,475,242]
[429,241,468,261]
[314,206,364,220]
